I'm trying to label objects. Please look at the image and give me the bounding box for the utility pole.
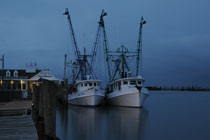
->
[0,54,4,70]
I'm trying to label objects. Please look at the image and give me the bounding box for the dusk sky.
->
[0,0,210,87]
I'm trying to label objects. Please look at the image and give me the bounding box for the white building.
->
[29,69,59,84]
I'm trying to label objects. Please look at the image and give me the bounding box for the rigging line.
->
[90,25,101,68]
[87,60,98,80]
[94,35,102,76]
[66,21,71,58]
[93,30,102,70]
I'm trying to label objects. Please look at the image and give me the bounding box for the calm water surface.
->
[56,91,210,140]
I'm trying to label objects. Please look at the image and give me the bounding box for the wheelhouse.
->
[75,80,101,92]
[107,77,144,93]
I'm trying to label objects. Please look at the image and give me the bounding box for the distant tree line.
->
[146,86,210,91]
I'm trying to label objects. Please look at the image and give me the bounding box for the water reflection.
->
[56,104,149,140]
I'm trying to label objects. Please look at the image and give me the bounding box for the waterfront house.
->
[0,64,59,101]
[0,66,40,101]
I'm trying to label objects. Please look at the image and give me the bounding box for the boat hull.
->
[68,89,105,106]
[106,88,149,107]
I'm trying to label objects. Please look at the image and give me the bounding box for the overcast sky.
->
[0,0,210,87]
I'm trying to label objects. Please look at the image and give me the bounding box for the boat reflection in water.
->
[56,104,149,140]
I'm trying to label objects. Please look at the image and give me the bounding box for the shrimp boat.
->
[98,12,149,107]
[63,9,105,106]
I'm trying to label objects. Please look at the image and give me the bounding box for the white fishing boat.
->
[63,9,105,106]
[98,14,149,107]
[68,76,104,106]
[106,77,149,107]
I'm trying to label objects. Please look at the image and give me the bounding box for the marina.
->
[0,0,210,139]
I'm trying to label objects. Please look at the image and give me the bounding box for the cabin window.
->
[123,81,128,85]
[89,83,92,86]
[94,83,96,86]
[138,81,142,84]
[85,83,87,86]
[130,80,136,85]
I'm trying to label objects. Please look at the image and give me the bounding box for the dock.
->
[0,115,38,140]
[0,99,38,139]
[0,100,31,116]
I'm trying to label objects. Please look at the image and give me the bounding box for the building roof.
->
[0,69,41,79]
[29,69,59,82]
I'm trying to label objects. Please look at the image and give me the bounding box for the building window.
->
[89,83,92,86]
[94,83,96,86]
[6,70,10,77]
[23,84,26,90]
[14,70,18,77]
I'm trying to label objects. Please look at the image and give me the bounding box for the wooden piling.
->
[31,79,60,140]
[57,81,68,106]
[38,82,45,140]
[43,80,57,139]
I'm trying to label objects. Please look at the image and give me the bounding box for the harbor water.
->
[56,91,210,140]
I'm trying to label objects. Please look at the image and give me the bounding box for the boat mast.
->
[63,8,80,60]
[136,17,146,76]
[90,21,101,68]
[63,54,67,81]
[121,46,125,78]
[99,10,111,81]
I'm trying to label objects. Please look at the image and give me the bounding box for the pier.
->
[0,79,61,140]
[0,99,31,116]
[0,100,38,139]
[0,115,38,140]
